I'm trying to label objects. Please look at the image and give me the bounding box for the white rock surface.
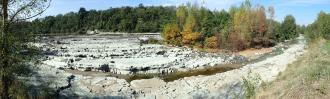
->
[37,34,243,74]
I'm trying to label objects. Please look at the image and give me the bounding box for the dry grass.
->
[256,39,330,99]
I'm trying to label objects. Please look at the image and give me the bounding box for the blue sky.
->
[40,0,330,25]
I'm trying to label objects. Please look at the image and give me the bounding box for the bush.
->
[204,36,218,49]
[229,32,246,51]
[163,23,182,46]
[242,71,261,99]
[182,29,202,46]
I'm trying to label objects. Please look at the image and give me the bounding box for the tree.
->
[230,0,253,49]
[317,11,330,39]
[251,5,269,47]
[280,15,297,41]
[163,23,181,45]
[306,11,330,40]
[176,5,187,30]
[200,7,214,37]
[182,9,201,46]
[0,0,51,98]
[78,7,88,33]
[267,6,275,36]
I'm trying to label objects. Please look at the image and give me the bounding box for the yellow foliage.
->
[163,23,181,45]
[205,36,218,49]
[177,5,187,29]
[182,29,201,45]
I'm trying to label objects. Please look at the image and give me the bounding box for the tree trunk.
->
[1,0,10,99]
[1,76,9,99]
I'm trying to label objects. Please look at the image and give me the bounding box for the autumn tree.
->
[0,0,51,98]
[229,1,253,50]
[182,8,201,46]
[163,23,182,45]
[251,5,269,47]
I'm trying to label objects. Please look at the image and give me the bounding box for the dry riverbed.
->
[29,34,306,98]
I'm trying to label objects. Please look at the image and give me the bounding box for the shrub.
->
[229,32,246,51]
[204,36,218,49]
[242,71,261,99]
[182,29,202,46]
[163,23,182,46]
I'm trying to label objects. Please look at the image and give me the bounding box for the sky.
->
[40,0,330,25]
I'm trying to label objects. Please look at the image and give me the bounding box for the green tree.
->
[78,7,88,33]
[306,11,330,41]
[317,11,330,39]
[200,7,214,37]
[280,15,298,41]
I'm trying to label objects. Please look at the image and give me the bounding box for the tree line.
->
[163,1,300,51]
[28,4,176,34]
[26,1,302,51]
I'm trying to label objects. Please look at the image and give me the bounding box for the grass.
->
[256,39,330,99]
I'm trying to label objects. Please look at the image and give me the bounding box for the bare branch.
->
[9,0,52,23]
[9,0,38,22]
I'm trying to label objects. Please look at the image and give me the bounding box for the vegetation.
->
[28,4,176,34]
[256,11,330,99]
[162,1,298,51]
[0,0,56,98]
[13,0,300,52]
[305,11,330,41]
[243,72,261,99]
[279,15,299,41]
[256,39,330,99]
[1,0,324,98]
